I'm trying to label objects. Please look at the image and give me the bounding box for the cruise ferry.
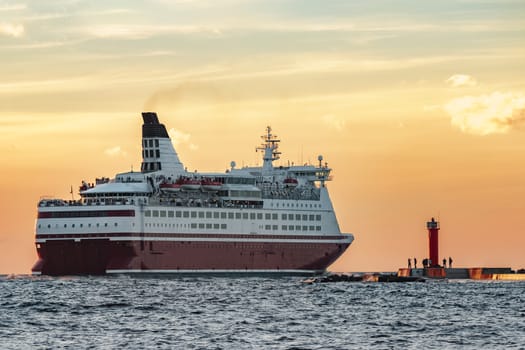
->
[32,112,354,275]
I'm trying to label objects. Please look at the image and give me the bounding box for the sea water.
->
[1,275,524,349]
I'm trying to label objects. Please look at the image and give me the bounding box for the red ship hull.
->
[32,234,351,275]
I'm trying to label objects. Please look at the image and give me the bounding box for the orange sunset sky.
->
[1,1,524,274]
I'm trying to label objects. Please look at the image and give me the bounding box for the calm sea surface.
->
[0,275,524,349]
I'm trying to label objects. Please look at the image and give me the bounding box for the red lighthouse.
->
[427,217,440,267]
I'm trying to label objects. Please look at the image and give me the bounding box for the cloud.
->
[444,91,525,135]
[104,146,127,157]
[0,4,26,11]
[86,24,221,39]
[446,74,477,88]
[168,128,198,150]
[0,23,24,37]
[322,114,346,131]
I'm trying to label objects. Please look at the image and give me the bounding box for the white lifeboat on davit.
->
[178,177,202,191]
[159,182,181,192]
[201,178,222,192]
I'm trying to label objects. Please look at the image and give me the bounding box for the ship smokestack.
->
[140,112,185,175]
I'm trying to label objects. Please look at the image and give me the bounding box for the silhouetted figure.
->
[408,258,412,268]
[414,258,417,268]
[422,258,428,268]
[443,258,447,268]
[449,257,453,268]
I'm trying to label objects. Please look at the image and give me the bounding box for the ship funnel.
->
[140,112,185,176]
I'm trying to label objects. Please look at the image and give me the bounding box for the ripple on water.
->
[1,276,525,349]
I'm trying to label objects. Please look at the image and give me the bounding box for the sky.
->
[0,0,524,274]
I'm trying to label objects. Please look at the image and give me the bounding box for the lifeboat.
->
[201,179,222,192]
[178,178,201,191]
[159,182,181,192]
[284,177,298,188]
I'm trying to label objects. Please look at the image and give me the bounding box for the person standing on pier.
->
[408,258,412,268]
[443,258,447,268]
[414,258,417,268]
[449,257,453,268]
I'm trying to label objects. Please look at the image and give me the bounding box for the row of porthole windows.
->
[145,223,227,230]
[39,222,126,229]
[264,225,322,231]
[144,210,322,221]
[270,202,321,208]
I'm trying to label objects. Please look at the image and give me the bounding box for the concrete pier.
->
[397,267,525,280]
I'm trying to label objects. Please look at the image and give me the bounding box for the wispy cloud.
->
[0,23,24,37]
[322,114,346,131]
[446,74,477,88]
[104,146,127,157]
[86,24,221,39]
[168,128,198,150]
[0,4,26,11]
[444,91,525,135]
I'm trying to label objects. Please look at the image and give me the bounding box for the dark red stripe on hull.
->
[32,239,350,275]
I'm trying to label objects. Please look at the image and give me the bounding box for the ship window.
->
[153,210,159,217]
[296,225,301,231]
[72,224,75,228]
[265,213,271,220]
[250,213,256,220]
[199,223,205,229]
[221,224,227,229]
[206,212,212,219]
[235,213,241,219]
[168,211,174,218]
[272,225,278,230]
[143,140,147,147]
[156,150,160,158]
[191,223,197,229]
[303,226,308,231]
[155,139,159,147]
[309,226,315,231]
[176,211,182,218]
[282,225,287,231]
[242,213,248,219]
[47,224,51,228]
[257,213,263,220]
[288,225,294,231]
[115,223,118,227]
[272,214,278,220]
[316,215,321,221]
[214,212,220,219]
[295,214,301,221]
[265,225,271,230]
[80,224,83,228]
[309,215,315,221]
[316,226,321,231]
[149,139,153,147]
[221,212,227,219]
[302,215,308,221]
[214,223,220,229]
[206,223,212,229]
[64,224,67,228]
[183,211,189,218]
[89,223,91,227]
[197,212,203,218]
[160,211,166,217]
[282,214,287,220]
[191,211,197,218]
[228,212,234,219]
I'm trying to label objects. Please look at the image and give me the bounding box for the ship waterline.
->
[32,112,354,275]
